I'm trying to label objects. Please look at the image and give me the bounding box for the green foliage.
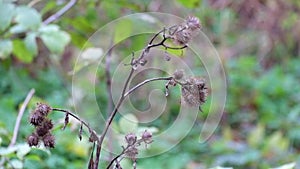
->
[0,1,70,63]
[39,25,70,54]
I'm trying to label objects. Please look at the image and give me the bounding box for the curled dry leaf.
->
[62,113,69,130]
[78,122,83,141]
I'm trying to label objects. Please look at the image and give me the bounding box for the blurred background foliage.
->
[0,0,300,168]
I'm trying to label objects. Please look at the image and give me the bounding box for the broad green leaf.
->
[10,159,23,168]
[0,39,13,59]
[0,145,18,155]
[119,113,138,133]
[114,19,132,43]
[24,32,38,55]
[0,2,15,31]
[15,6,41,31]
[12,40,34,63]
[9,24,27,34]
[177,0,201,8]
[16,143,31,159]
[271,162,296,169]
[40,25,70,54]
[39,24,59,32]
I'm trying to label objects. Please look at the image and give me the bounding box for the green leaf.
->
[209,166,233,169]
[0,145,18,156]
[0,2,15,31]
[114,19,132,43]
[39,25,70,54]
[12,40,34,63]
[10,159,23,168]
[271,162,296,169]
[247,123,265,147]
[0,39,13,59]
[119,113,138,133]
[14,6,41,31]
[176,0,201,8]
[24,32,38,55]
[9,24,27,34]
[16,143,31,159]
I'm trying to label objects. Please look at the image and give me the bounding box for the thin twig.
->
[105,41,114,161]
[43,0,78,25]
[94,67,135,169]
[28,0,42,7]
[52,108,100,142]
[9,89,35,147]
[107,139,144,169]
[124,76,173,97]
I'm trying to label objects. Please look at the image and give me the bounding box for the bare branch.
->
[124,76,173,97]
[10,88,35,147]
[51,108,99,142]
[105,41,114,161]
[94,25,188,168]
[94,68,135,169]
[43,0,78,25]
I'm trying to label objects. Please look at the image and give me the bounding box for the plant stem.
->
[9,89,35,147]
[94,67,135,169]
[124,76,173,97]
[43,0,77,25]
[94,26,187,168]
[52,108,99,142]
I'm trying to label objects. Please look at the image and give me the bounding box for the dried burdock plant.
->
[27,16,207,169]
[181,77,208,108]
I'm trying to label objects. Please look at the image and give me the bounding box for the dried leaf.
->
[78,123,83,141]
[165,82,169,97]
[164,51,171,61]
[89,131,98,142]
[62,113,69,130]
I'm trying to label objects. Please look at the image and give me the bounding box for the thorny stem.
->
[51,108,99,142]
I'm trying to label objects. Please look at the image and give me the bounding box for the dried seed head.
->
[173,27,192,45]
[125,133,137,145]
[36,126,49,137]
[186,16,201,30]
[142,130,152,144]
[173,69,184,80]
[171,16,201,45]
[27,133,39,147]
[43,133,55,148]
[125,146,138,159]
[181,77,207,107]
[29,111,44,126]
[36,119,53,137]
[36,103,52,116]
[43,119,53,130]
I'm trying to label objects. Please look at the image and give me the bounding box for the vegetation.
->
[0,0,300,169]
